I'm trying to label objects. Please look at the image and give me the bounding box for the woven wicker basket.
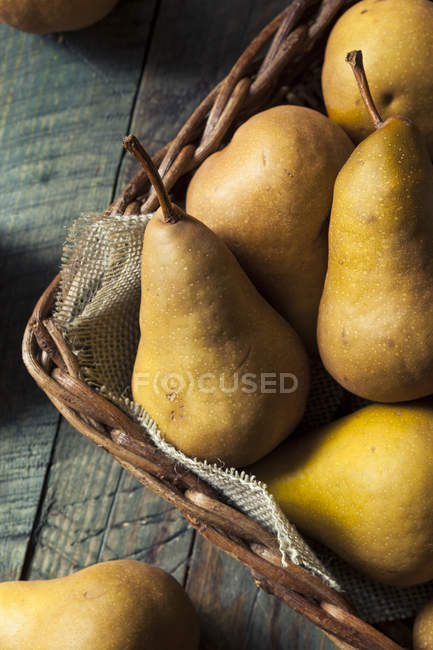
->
[22,1,414,648]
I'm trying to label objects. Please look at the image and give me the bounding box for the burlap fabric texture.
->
[54,212,433,623]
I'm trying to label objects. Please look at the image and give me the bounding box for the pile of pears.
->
[4,1,433,647]
[130,0,433,599]
[104,9,433,649]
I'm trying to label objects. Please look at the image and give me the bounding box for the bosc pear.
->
[252,402,433,586]
[318,51,433,402]
[0,560,200,649]
[186,106,353,352]
[125,137,310,468]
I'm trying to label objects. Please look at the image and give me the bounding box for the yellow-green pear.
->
[0,0,119,33]
[322,0,433,157]
[318,51,433,402]
[186,105,353,353]
[0,560,200,649]
[414,597,433,650]
[252,402,433,586]
[125,136,310,468]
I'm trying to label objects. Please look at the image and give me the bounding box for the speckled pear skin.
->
[185,105,353,353]
[414,597,433,650]
[252,402,433,586]
[0,560,200,650]
[132,211,310,468]
[317,116,433,402]
[322,0,433,157]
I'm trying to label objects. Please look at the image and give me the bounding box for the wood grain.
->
[0,0,157,580]
[187,535,336,650]
[25,420,195,584]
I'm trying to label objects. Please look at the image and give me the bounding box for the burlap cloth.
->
[55,212,433,623]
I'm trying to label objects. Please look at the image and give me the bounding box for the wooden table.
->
[0,1,336,647]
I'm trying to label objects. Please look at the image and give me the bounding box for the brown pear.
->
[318,51,433,402]
[126,136,310,468]
[0,560,200,649]
[186,105,353,352]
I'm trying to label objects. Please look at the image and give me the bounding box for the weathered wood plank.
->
[0,0,157,580]
[186,535,336,650]
[24,420,194,583]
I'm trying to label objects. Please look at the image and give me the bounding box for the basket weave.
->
[22,1,413,648]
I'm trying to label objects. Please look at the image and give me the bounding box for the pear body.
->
[414,597,433,650]
[322,0,433,157]
[0,0,119,33]
[0,560,200,649]
[318,117,433,402]
[186,105,353,352]
[253,403,433,586]
[132,213,310,467]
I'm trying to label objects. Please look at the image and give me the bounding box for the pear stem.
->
[346,50,383,130]
[122,135,179,223]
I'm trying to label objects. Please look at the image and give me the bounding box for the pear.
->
[414,597,433,650]
[252,402,433,586]
[125,136,310,468]
[322,0,433,157]
[186,105,353,353]
[317,51,433,403]
[0,0,119,34]
[0,560,200,649]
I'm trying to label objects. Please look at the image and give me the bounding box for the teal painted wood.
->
[0,0,157,580]
[1,1,336,647]
[24,419,194,583]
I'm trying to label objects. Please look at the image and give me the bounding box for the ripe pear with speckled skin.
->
[186,106,353,353]
[252,402,433,586]
[414,597,433,650]
[0,560,200,649]
[317,51,433,402]
[0,0,119,33]
[125,136,310,468]
[322,0,433,158]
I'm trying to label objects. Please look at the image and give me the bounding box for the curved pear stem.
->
[122,135,179,223]
[346,50,383,130]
